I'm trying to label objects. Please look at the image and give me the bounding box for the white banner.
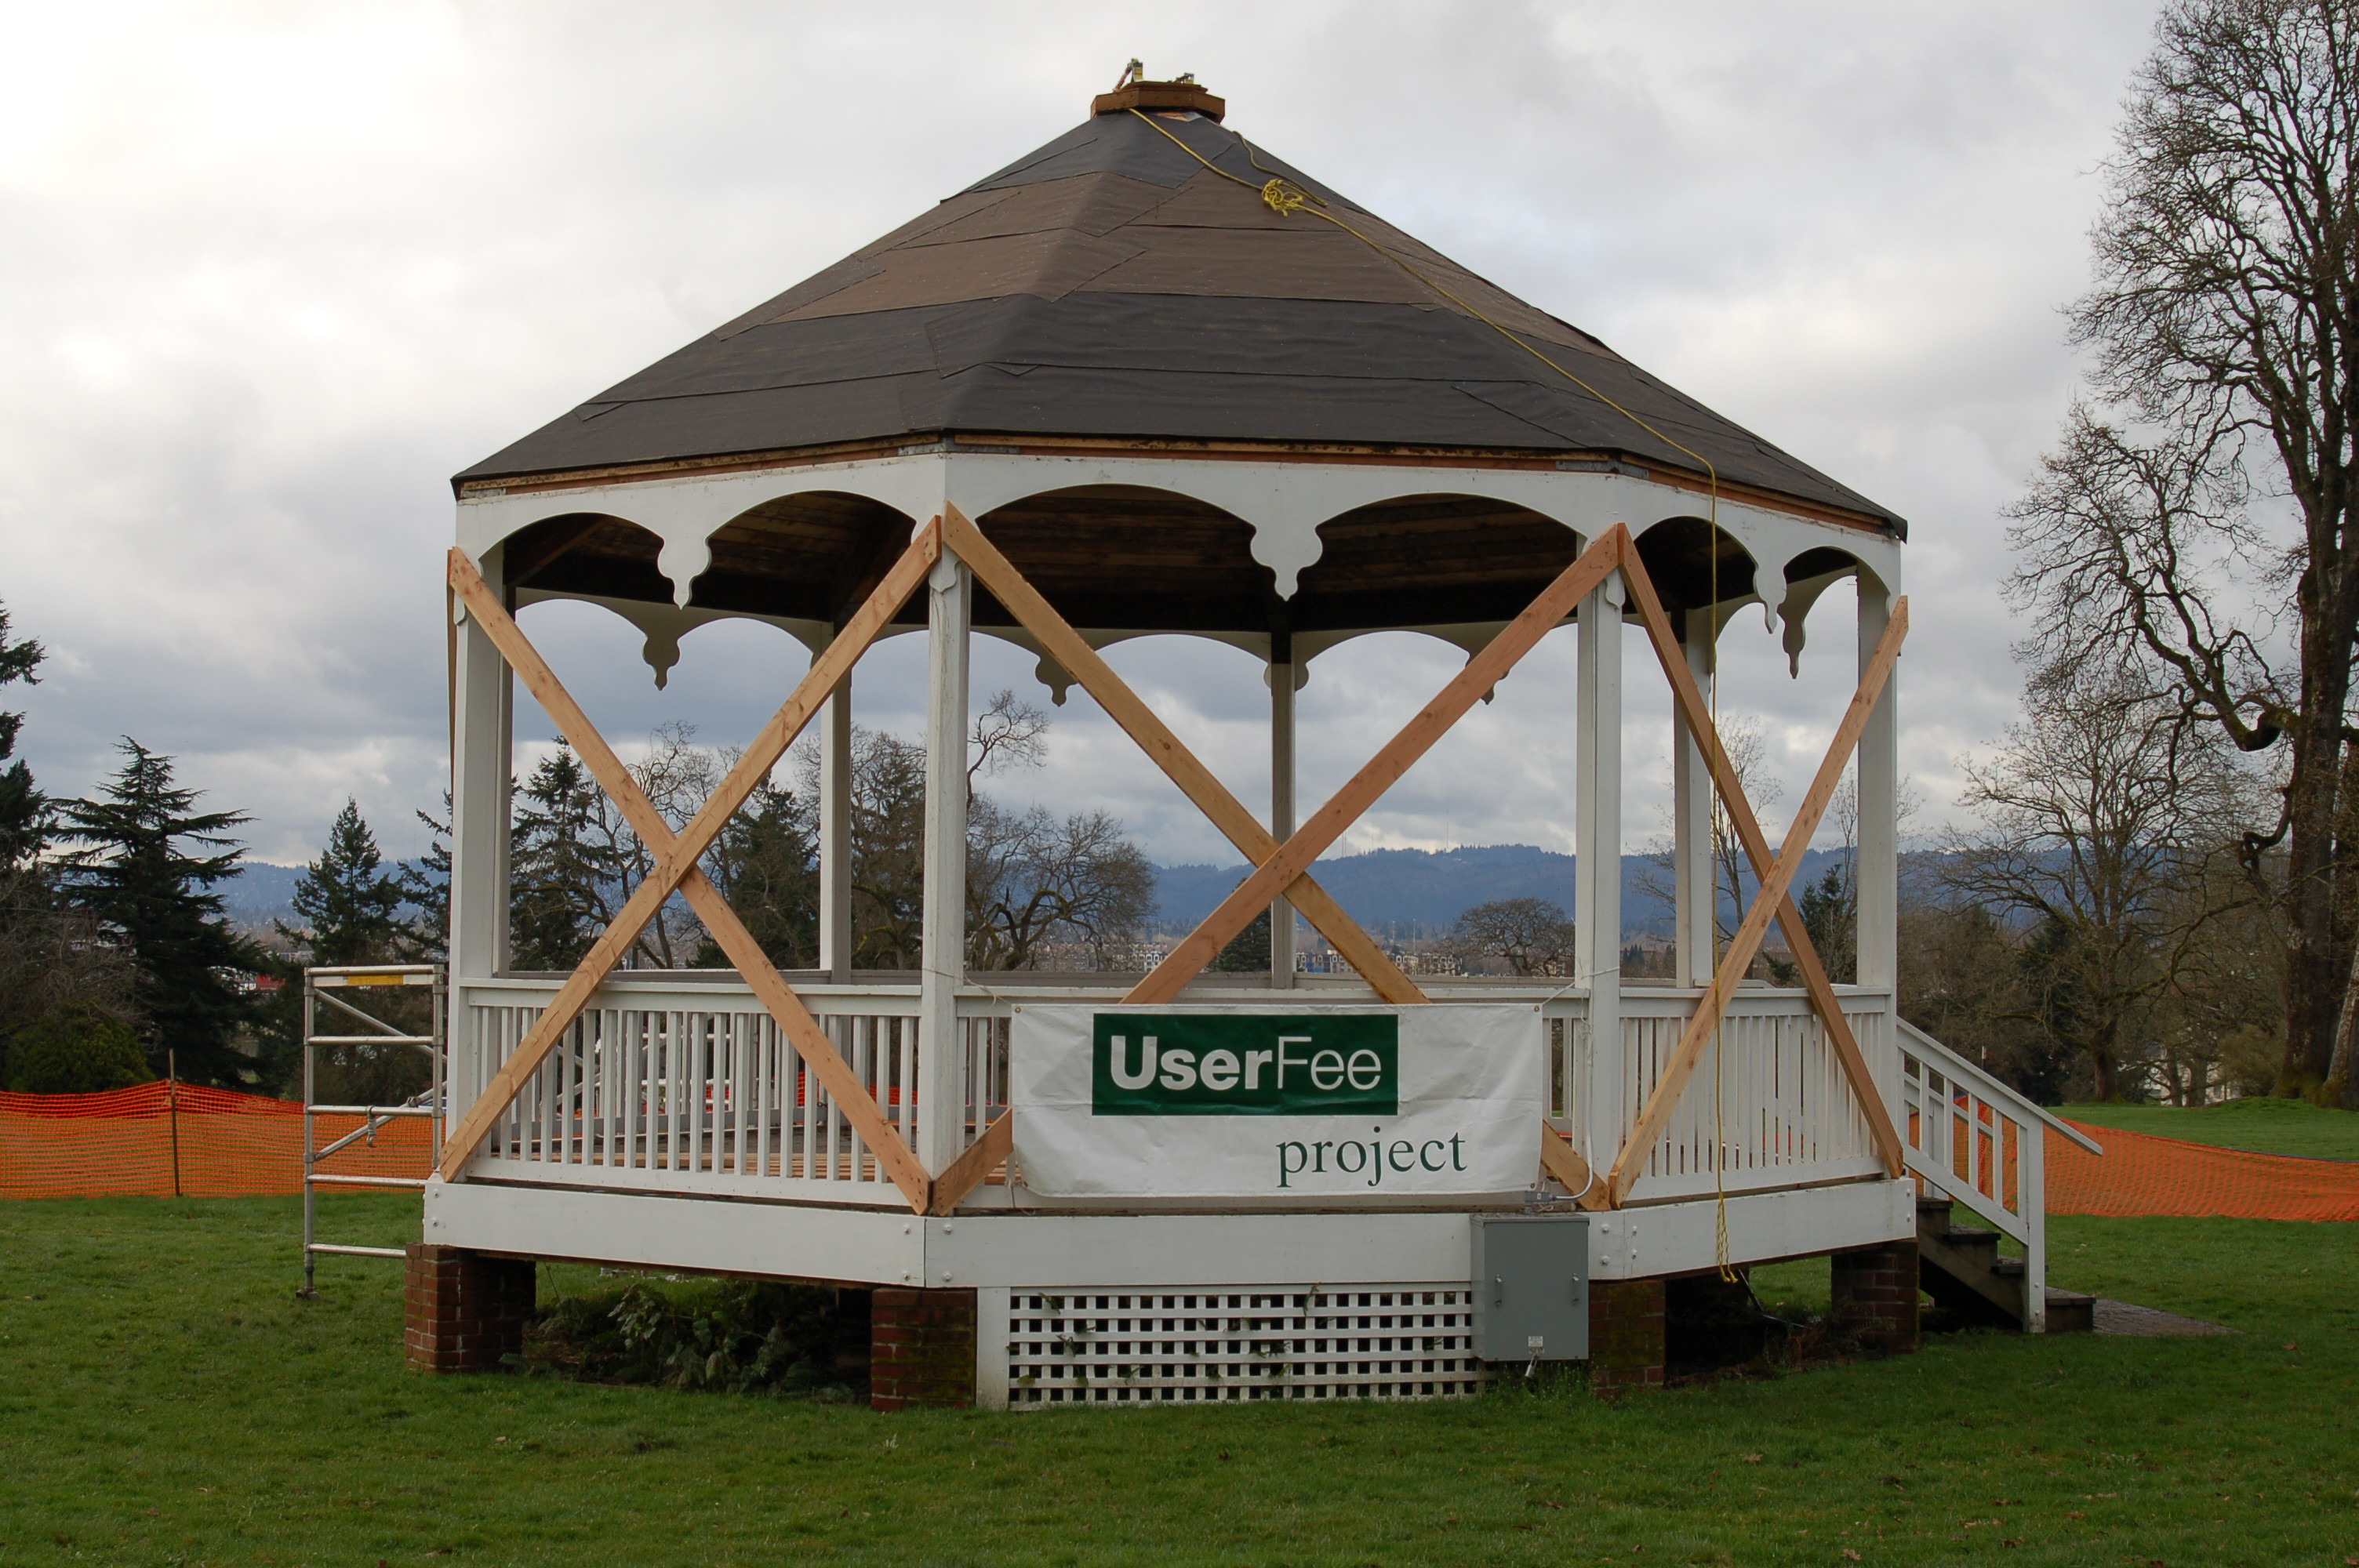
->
[1009,1004,1542,1200]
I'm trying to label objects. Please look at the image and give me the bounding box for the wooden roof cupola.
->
[1090,62,1226,121]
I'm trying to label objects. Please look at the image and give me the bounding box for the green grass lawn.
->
[2,1195,2356,1566]
[2055,1097,2359,1160]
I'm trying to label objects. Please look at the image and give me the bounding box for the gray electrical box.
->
[1470,1214,1590,1362]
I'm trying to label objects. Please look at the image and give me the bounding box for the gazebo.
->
[411,73,2069,1406]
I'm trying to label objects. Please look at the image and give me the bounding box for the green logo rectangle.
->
[1091,1014,1398,1116]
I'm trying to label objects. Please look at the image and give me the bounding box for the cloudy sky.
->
[1,1,2167,870]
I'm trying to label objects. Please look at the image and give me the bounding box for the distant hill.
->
[226,844,1875,942]
[1151,843,1860,937]
[222,861,305,928]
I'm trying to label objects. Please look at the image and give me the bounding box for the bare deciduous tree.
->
[967,800,1154,971]
[1451,897,1576,978]
[1946,666,2259,1100]
[967,688,1049,787]
[1635,713,1783,961]
[2006,0,2359,1099]
[515,695,1152,977]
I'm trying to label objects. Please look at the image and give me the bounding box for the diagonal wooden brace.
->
[436,529,941,1209]
[1539,1124,1604,1207]
[940,504,1427,1006]
[1601,564,1908,1206]
[926,1105,1014,1217]
[1127,527,1627,1006]
[1616,538,1906,1185]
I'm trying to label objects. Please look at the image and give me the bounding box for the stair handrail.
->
[1894,1018,2102,1335]
[1896,1018,2104,1156]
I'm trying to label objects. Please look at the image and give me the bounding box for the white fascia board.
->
[921,1210,1478,1290]
[455,453,951,607]
[427,1176,1914,1291]
[423,1179,929,1286]
[1589,1178,1914,1279]
[454,451,1896,613]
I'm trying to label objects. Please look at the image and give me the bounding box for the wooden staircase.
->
[1899,1020,2106,1334]
[1917,1196,2093,1334]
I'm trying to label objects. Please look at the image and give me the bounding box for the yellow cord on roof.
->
[1125,107,1724,527]
[1134,108,1745,1271]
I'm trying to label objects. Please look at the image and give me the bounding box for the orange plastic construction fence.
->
[9,1084,2354,1220]
[0,1082,431,1201]
[2048,1120,2359,1222]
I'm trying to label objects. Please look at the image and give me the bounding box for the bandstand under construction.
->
[408,72,2085,1407]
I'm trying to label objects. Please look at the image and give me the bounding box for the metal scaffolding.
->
[299,964,442,1298]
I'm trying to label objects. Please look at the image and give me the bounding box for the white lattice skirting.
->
[997,1285,1487,1406]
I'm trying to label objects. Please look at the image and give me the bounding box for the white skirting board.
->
[422,1177,1914,1290]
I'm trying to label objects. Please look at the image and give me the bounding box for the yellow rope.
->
[1129,108,1743,1266]
[1709,441,1733,1283]
[1124,107,1724,526]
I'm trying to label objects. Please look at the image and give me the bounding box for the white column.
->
[447,560,512,1127]
[1855,579,1899,993]
[916,554,972,1174]
[1672,609,1717,985]
[1575,568,1626,1170]
[1269,647,1297,989]
[818,673,854,982]
[449,568,511,985]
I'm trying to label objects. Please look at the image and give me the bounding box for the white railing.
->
[1896,1017,2103,1331]
[451,975,1902,1215]
[1590,989,1892,1202]
[460,981,923,1206]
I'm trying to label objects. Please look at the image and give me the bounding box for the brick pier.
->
[404,1243,535,1373]
[1587,1276,1667,1396]
[1831,1240,1921,1354]
[871,1287,976,1410]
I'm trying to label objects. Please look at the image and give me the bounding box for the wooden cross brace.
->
[925,514,1627,1213]
[1074,518,1906,1209]
[920,503,1451,1214]
[1119,525,1626,1005]
[438,503,1904,1222]
[436,528,943,1210]
[940,505,1428,1007]
[1601,546,1910,1205]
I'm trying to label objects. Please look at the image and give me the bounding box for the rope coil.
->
[1259,177,1315,217]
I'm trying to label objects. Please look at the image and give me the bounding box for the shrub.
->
[2219,1024,2282,1099]
[4,1002,151,1094]
[524,1275,868,1399]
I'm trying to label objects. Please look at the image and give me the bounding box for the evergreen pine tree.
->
[0,604,141,1047]
[394,796,452,963]
[272,799,435,1105]
[699,779,818,968]
[1797,861,1857,985]
[278,799,407,965]
[511,746,623,971]
[0,602,46,877]
[59,741,261,1086]
[1212,905,1273,973]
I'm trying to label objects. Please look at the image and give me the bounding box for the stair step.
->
[1992,1258,2025,1278]
[2043,1289,2095,1334]
[1915,1196,1954,1214]
[1943,1226,2001,1245]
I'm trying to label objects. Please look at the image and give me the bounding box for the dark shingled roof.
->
[456,106,1901,532]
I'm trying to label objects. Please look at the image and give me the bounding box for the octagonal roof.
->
[457,85,1901,535]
